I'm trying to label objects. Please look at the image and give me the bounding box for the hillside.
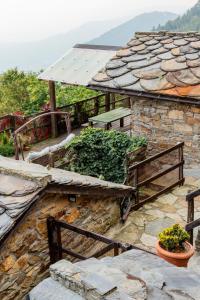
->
[89,11,177,46]
[157,0,200,32]
[0,19,125,73]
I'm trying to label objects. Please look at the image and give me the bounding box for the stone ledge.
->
[29,249,200,300]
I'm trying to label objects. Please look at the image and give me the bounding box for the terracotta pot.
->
[156,240,194,267]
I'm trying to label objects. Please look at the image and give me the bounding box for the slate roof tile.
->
[173,69,200,85]
[191,41,200,49]
[89,31,200,99]
[0,156,135,244]
[187,58,200,68]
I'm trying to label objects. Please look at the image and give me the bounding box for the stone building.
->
[0,156,134,300]
[89,31,200,167]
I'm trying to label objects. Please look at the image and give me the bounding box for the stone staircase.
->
[29,249,200,300]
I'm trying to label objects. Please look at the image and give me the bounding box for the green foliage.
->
[0,68,99,116]
[156,1,200,32]
[0,68,48,115]
[127,136,147,153]
[65,128,147,183]
[56,84,100,107]
[0,131,15,157]
[159,224,190,252]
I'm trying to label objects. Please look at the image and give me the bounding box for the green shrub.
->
[65,128,147,183]
[0,132,15,157]
[0,144,15,157]
[159,224,190,252]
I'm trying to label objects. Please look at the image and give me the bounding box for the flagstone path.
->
[106,175,200,253]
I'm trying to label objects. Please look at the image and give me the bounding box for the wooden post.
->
[49,81,58,138]
[47,217,62,264]
[94,96,99,115]
[105,93,111,112]
[114,244,119,256]
[14,135,19,160]
[134,168,139,204]
[75,103,82,127]
[187,198,194,244]
[178,144,184,186]
[111,93,116,110]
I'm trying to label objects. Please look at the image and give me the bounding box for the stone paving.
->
[29,249,200,300]
[106,174,200,253]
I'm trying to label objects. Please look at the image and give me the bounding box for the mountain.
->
[0,19,125,73]
[156,1,200,32]
[89,12,178,46]
[0,11,178,73]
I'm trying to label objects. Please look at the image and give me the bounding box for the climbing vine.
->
[65,128,147,183]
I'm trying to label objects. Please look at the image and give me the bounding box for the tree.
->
[0,68,99,116]
[0,68,49,115]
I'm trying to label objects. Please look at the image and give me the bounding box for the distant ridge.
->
[89,11,178,46]
[0,11,177,72]
[0,19,124,73]
[156,1,200,32]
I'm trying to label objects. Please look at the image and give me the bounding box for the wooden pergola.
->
[39,44,121,138]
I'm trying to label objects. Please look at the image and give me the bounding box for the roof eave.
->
[88,84,200,106]
[47,182,135,198]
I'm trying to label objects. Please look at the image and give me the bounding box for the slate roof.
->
[38,44,120,86]
[89,31,200,100]
[0,156,135,244]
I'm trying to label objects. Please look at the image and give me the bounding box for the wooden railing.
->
[126,142,185,210]
[0,114,25,134]
[58,93,131,129]
[0,93,130,146]
[186,189,200,244]
[47,217,155,264]
[47,217,131,264]
[13,112,71,160]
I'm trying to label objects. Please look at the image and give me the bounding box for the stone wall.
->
[131,97,200,167]
[0,193,120,300]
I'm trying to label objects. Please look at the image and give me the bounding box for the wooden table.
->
[88,107,132,130]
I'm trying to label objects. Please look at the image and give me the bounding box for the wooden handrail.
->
[54,219,119,245]
[185,218,200,232]
[126,142,185,211]
[186,189,200,244]
[47,217,155,264]
[137,161,184,187]
[57,93,106,109]
[129,142,184,171]
[14,111,71,160]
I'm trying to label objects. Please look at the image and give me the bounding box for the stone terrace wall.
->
[0,193,120,300]
[131,97,200,167]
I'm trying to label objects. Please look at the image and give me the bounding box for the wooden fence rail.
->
[0,93,131,146]
[47,217,129,264]
[186,189,200,244]
[126,142,185,210]
[47,217,154,265]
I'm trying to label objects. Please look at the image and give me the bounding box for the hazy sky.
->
[0,0,197,43]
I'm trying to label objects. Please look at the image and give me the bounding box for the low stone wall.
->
[131,97,200,167]
[0,193,120,300]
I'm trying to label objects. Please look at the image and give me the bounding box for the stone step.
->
[29,278,83,300]
[49,257,147,300]
[29,249,200,300]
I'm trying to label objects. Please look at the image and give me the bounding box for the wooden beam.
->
[49,81,58,138]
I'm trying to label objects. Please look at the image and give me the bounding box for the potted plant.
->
[156,224,194,267]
